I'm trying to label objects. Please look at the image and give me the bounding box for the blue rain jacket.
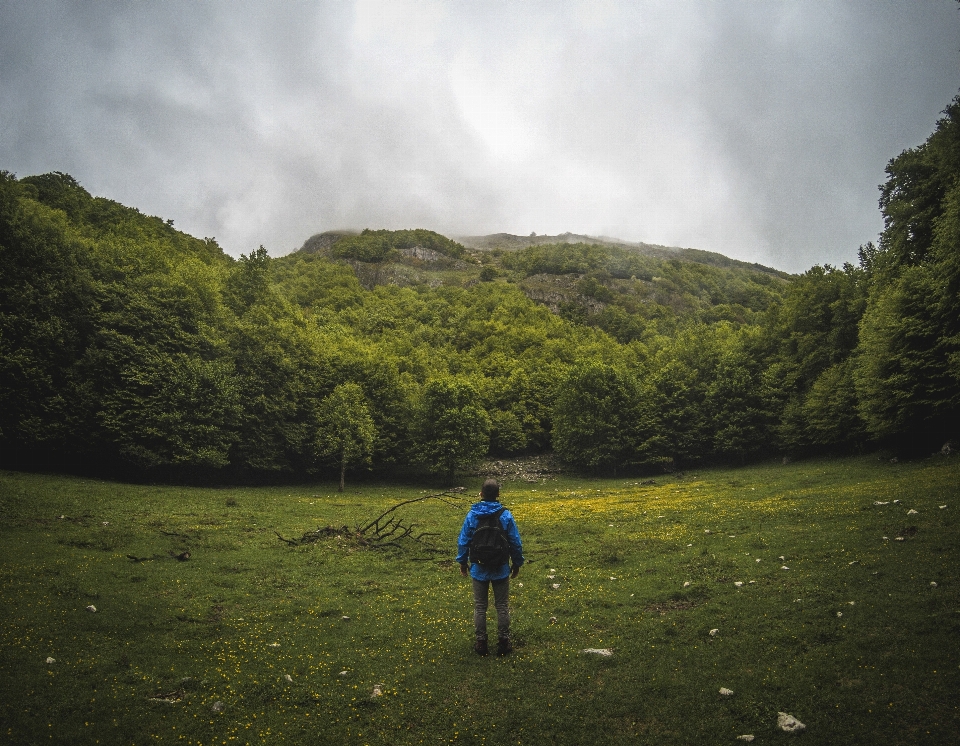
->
[456,500,525,581]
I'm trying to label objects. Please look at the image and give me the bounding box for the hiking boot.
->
[474,638,489,656]
[497,637,512,656]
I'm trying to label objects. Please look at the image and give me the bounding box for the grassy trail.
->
[1,455,957,744]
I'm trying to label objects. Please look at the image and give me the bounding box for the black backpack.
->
[468,506,511,567]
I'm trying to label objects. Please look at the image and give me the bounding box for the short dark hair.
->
[481,478,500,500]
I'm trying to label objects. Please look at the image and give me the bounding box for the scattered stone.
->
[781,566,790,570]
[341,616,351,622]
[940,505,947,509]
[882,536,888,540]
[704,530,712,534]
[930,581,938,588]
[889,457,898,463]
[46,657,55,664]
[85,605,96,613]
[609,576,617,581]
[893,499,900,504]
[895,537,905,541]
[737,736,755,742]
[779,555,785,560]
[687,543,693,547]
[719,687,734,696]
[582,648,614,657]
[268,643,280,648]
[836,611,843,618]
[371,684,384,697]
[547,574,555,579]
[756,558,761,562]
[749,580,756,584]
[777,712,806,733]
[848,601,855,605]
[283,674,293,683]
[549,616,557,624]
[211,701,224,712]
[709,628,719,637]
[102,521,109,526]
[551,583,561,590]
[550,568,556,572]
[734,581,743,587]
[873,501,889,506]
[339,670,349,676]
[517,582,524,587]
[907,509,918,515]
[683,581,691,587]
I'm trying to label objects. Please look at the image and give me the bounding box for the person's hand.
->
[460,563,469,577]
[510,565,520,579]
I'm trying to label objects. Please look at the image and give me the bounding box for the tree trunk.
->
[339,450,346,492]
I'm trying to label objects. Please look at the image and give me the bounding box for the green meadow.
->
[1,454,958,745]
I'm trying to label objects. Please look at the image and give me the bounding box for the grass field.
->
[1,454,958,745]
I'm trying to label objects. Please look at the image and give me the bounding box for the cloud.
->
[1,0,957,272]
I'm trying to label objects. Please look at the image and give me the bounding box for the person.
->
[456,478,524,656]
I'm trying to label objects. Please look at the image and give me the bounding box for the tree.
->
[412,377,490,478]
[314,383,376,491]
[551,361,640,472]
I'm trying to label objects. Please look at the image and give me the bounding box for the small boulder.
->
[211,701,224,713]
[709,628,719,636]
[85,605,96,613]
[737,736,755,743]
[283,674,293,683]
[777,712,806,733]
[719,687,734,696]
[46,657,55,664]
[582,648,614,657]
[907,509,918,515]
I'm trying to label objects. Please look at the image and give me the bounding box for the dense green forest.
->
[2,96,958,482]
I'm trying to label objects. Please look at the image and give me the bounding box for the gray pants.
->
[473,577,510,640]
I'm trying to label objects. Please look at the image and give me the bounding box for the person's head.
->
[480,478,500,501]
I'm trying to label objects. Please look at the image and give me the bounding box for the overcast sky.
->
[2,1,958,272]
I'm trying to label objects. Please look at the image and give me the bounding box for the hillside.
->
[288,229,792,336]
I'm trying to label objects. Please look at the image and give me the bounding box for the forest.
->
[2,96,958,483]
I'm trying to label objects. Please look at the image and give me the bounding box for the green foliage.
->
[314,382,376,491]
[551,361,640,471]
[412,377,490,477]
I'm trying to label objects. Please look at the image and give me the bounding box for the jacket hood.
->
[471,500,504,516]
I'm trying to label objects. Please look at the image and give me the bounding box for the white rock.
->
[930,581,938,588]
[371,684,383,697]
[283,674,293,682]
[873,501,889,506]
[734,581,743,587]
[940,505,947,509]
[895,537,905,541]
[756,558,761,562]
[777,712,806,733]
[736,736,755,742]
[518,582,523,587]
[268,643,280,648]
[683,581,691,587]
[907,509,918,515]
[687,543,693,547]
[547,574,555,579]
[102,521,109,526]
[85,605,96,613]
[719,687,734,696]
[848,601,855,605]
[882,536,888,540]
[339,670,349,676]
[609,577,617,581]
[779,555,785,560]
[552,583,561,589]
[704,530,712,534]
[550,568,556,572]
[893,499,900,504]
[582,648,614,657]
[781,565,790,570]
[549,616,557,624]
[749,580,756,584]
[46,657,55,664]
[341,616,351,621]
[211,701,224,712]
[836,611,843,617]
[709,628,719,636]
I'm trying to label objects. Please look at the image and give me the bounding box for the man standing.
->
[457,478,524,655]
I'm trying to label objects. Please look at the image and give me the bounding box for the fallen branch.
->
[277,488,467,551]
